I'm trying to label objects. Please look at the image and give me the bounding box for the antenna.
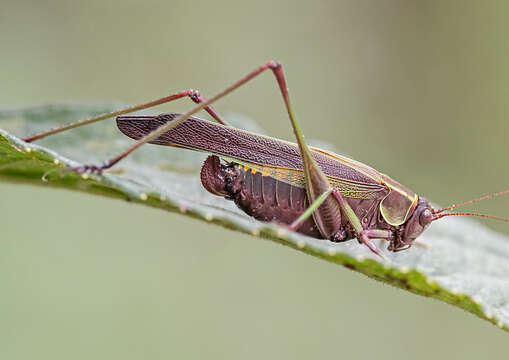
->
[433,189,509,214]
[432,212,509,222]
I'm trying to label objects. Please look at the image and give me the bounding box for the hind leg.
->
[23,89,227,143]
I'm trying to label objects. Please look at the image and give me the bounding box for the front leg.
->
[359,229,392,257]
[330,189,392,257]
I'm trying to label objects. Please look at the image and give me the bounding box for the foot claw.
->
[360,232,389,261]
[64,163,105,175]
[275,223,294,233]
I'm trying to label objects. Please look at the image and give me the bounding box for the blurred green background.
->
[1,0,508,359]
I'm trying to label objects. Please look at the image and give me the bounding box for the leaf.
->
[1,104,509,332]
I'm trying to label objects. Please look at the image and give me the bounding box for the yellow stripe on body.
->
[231,159,387,200]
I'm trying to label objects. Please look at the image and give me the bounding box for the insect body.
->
[116,113,436,253]
[22,61,508,256]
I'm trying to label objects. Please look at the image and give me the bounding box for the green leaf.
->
[1,104,509,332]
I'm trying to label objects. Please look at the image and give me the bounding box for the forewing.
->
[117,113,389,200]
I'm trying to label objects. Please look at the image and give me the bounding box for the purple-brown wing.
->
[116,113,389,200]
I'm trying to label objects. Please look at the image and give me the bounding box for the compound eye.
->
[419,209,433,227]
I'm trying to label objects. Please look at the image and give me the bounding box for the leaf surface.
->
[1,104,509,331]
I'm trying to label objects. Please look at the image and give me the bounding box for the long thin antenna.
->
[433,189,509,214]
[432,212,509,222]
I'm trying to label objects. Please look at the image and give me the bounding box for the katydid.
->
[22,61,509,256]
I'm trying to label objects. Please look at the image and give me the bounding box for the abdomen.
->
[200,155,321,238]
